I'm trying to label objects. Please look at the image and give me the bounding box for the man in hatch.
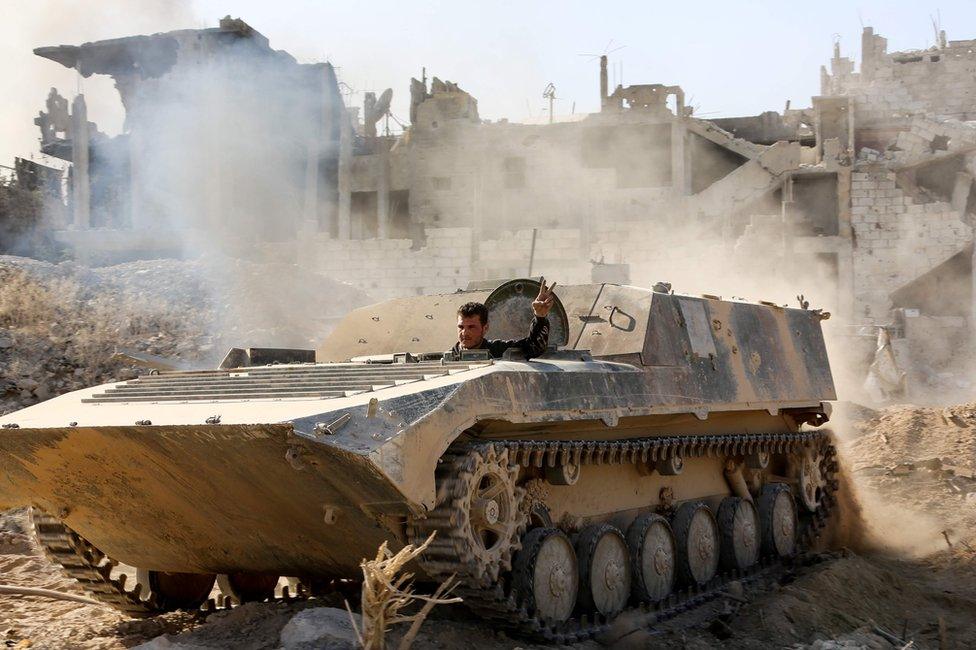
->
[453,279,557,359]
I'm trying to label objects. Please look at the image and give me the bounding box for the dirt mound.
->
[731,553,976,648]
[847,402,976,472]
[0,255,372,415]
[0,509,198,649]
[837,401,976,556]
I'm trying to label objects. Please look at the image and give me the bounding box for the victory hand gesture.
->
[532,277,557,317]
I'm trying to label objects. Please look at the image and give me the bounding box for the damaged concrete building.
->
[29,17,976,396]
[33,16,344,257]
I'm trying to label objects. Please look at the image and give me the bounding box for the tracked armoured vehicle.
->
[0,279,838,640]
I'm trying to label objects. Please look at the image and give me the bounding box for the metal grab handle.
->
[608,306,636,331]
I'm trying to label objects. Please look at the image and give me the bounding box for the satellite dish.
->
[373,88,393,118]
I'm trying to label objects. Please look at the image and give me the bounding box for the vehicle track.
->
[410,431,838,644]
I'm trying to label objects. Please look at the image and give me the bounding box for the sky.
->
[2,0,976,168]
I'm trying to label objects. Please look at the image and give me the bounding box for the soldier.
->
[453,279,557,359]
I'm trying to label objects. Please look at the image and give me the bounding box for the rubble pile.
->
[843,402,976,548]
[0,255,370,415]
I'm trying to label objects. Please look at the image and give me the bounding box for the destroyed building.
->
[26,17,976,396]
[33,16,344,258]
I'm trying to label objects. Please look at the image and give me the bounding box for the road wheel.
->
[759,483,798,558]
[717,497,760,571]
[137,569,215,610]
[626,513,675,604]
[217,573,279,604]
[672,502,720,586]
[575,524,631,617]
[512,527,578,623]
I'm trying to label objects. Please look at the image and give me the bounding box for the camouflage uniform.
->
[452,316,550,359]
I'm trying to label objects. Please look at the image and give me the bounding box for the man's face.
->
[457,315,488,349]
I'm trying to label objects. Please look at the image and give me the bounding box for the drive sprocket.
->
[408,444,526,586]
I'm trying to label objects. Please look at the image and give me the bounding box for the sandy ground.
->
[1,400,975,649]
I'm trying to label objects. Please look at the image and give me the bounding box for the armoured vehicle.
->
[0,279,837,640]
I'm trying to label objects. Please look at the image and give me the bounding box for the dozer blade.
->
[0,425,408,576]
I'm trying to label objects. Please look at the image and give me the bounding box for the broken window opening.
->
[350,191,378,239]
[929,135,950,152]
[792,175,840,236]
[913,154,965,201]
[388,189,410,239]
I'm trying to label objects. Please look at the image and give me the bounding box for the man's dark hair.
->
[458,302,489,326]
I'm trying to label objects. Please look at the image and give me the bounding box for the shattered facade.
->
[33,17,344,260]
[27,19,976,396]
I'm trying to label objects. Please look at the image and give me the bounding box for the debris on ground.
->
[0,255,371,415]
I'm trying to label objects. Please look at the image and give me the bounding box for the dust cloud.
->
[828,445,946,557]
[2,6,375,351]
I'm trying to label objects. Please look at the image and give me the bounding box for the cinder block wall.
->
[300,228,473,300]
[293,227,592,300]
[849,170,972,322]
[824,34,976,125]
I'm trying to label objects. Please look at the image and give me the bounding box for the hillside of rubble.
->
[0,255,370,416]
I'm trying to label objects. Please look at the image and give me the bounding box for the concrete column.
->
[376,153,390,239]
[671,120,688,196]
[302,139,319,234]
[70,95,90,229]
[836,167,856,326]
[319,65,338,237]
[780,174,795,262]
[846,96,855,155]
[599,55,608,111]
[836,245,856,327]
[860,27,876,80]
[297,70,326,265]
[951,171,972,215]
[337,110,352,240]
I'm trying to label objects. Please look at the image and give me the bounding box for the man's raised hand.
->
[532,277,557,317]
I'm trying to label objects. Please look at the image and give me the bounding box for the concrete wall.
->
[891,116,976,166]
[849,170,972,322]
[280,227,591,302]
[296,227,473,300]
[269,216,840,318]
[401,115,681,234]
[824,29,976,125]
